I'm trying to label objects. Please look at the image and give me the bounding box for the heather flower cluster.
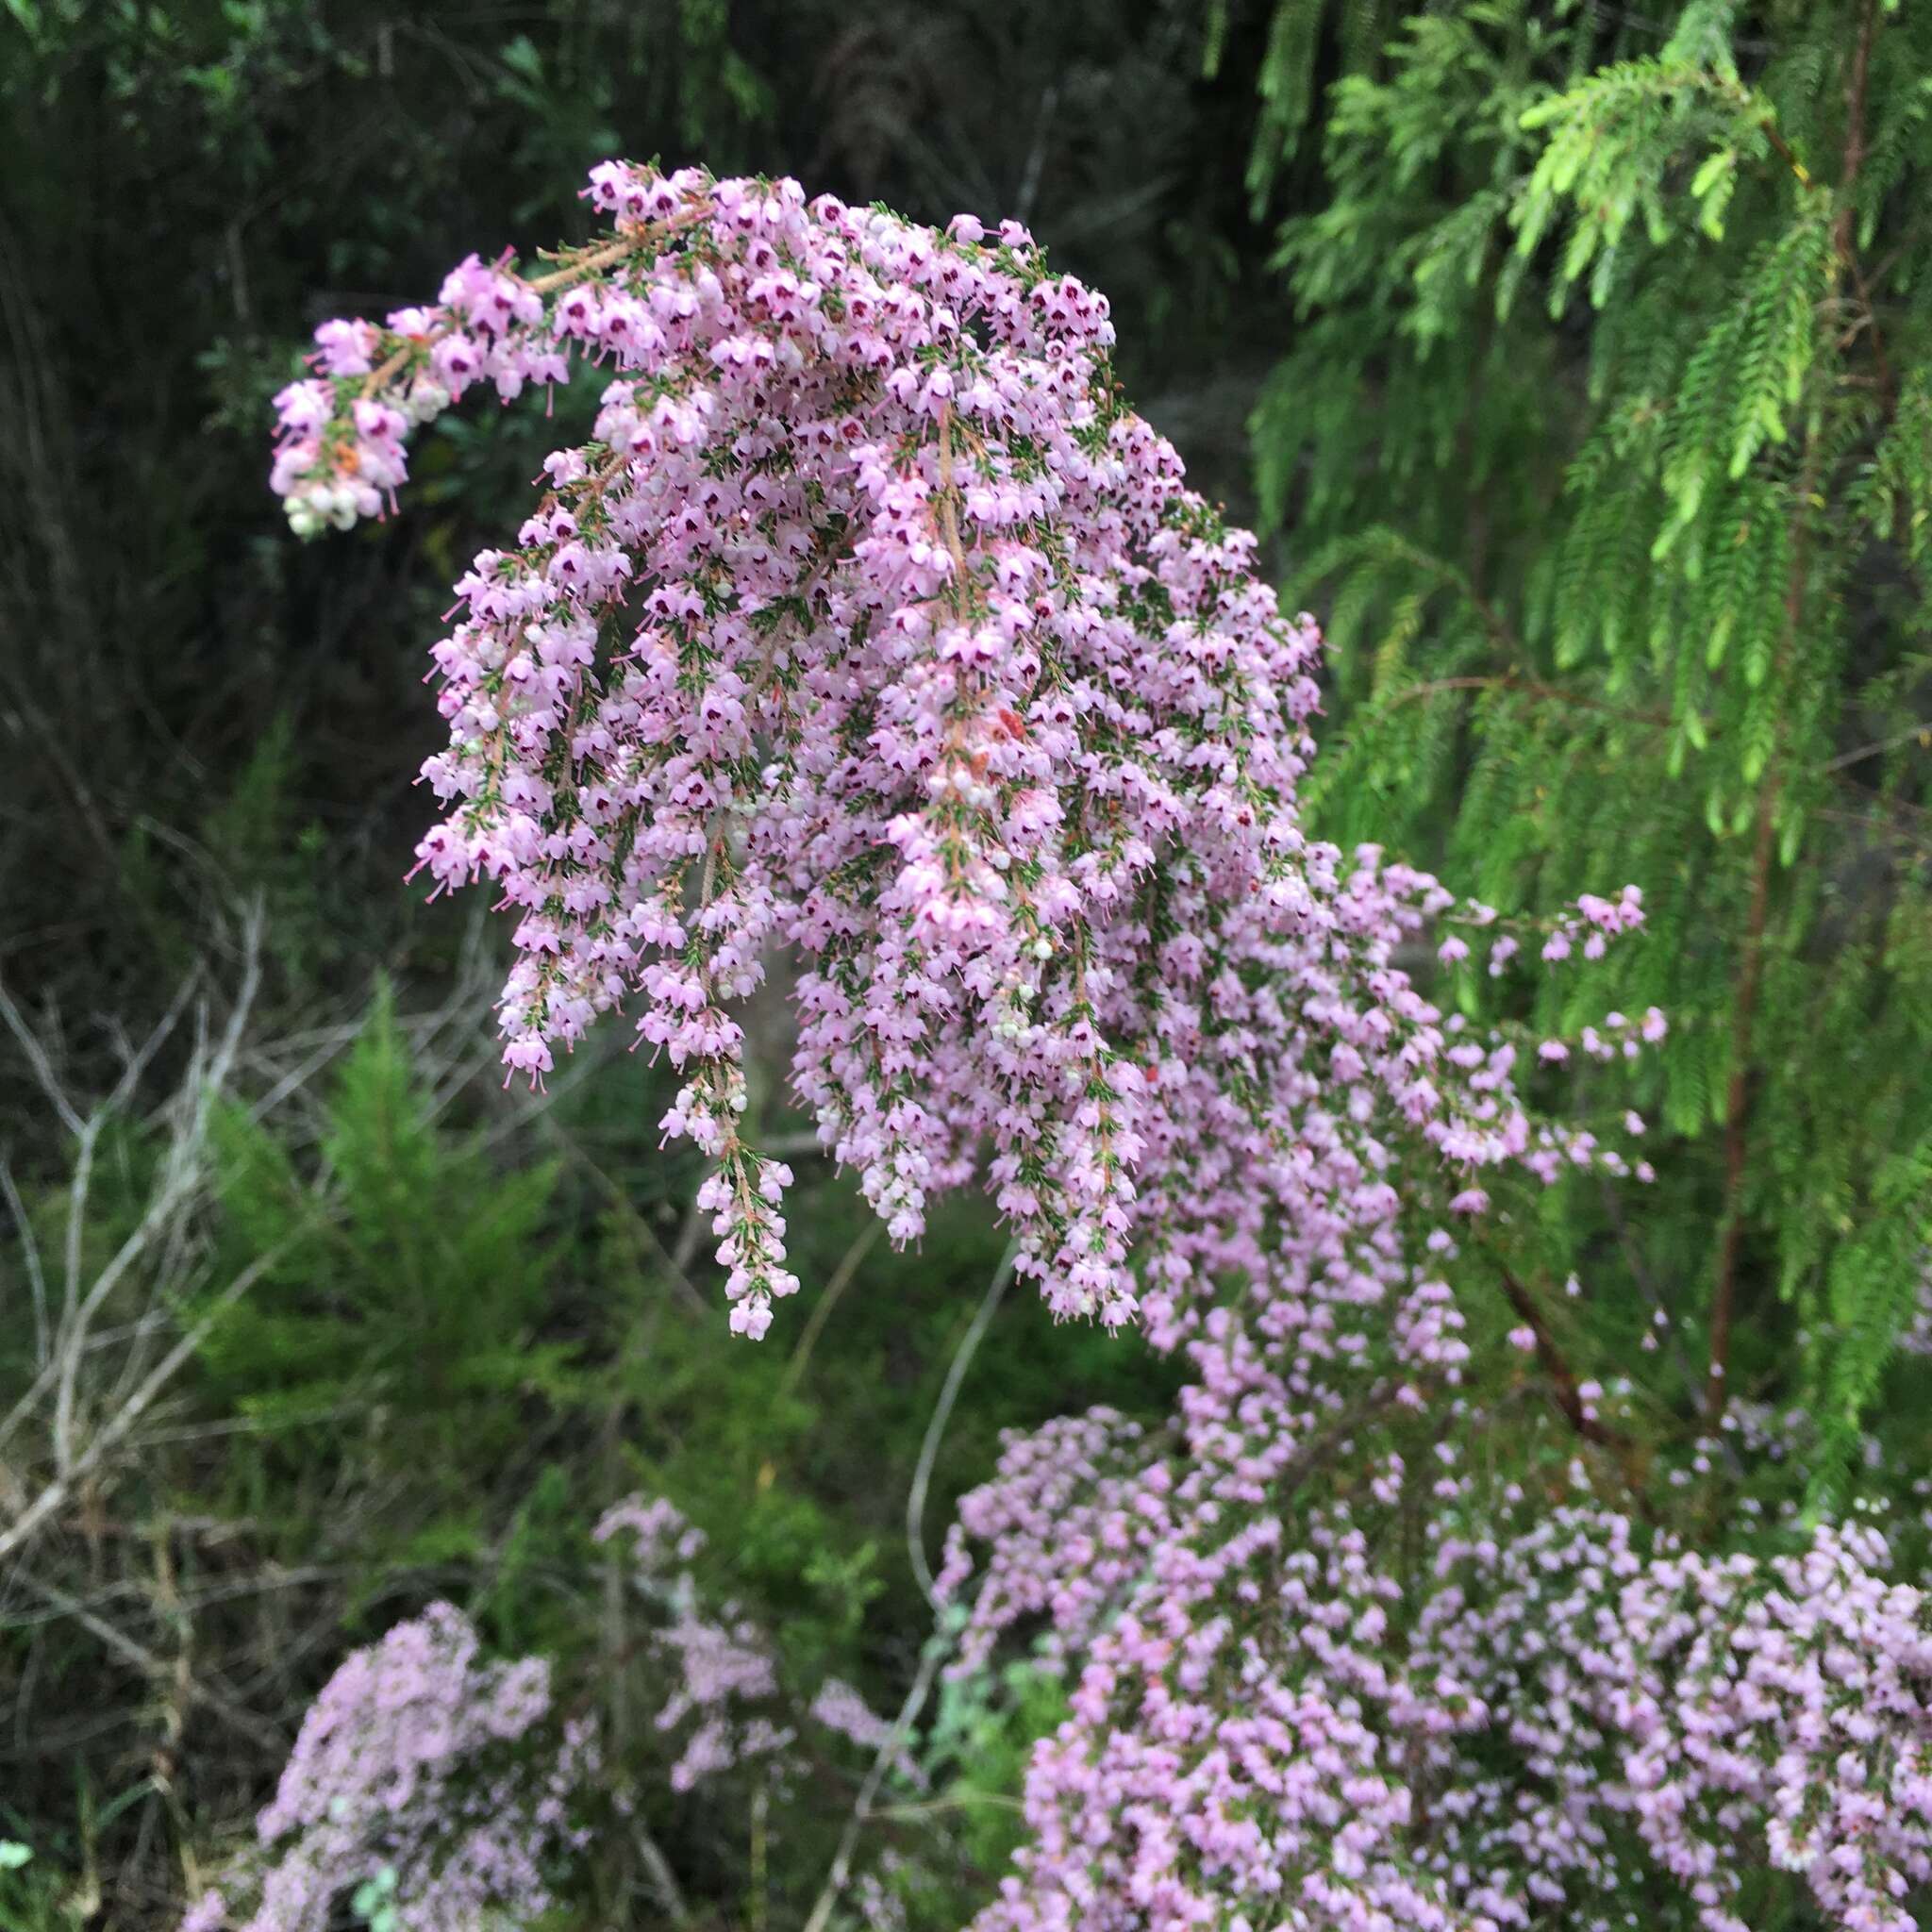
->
[596,1492,910,1793]
[260,163,1932,1932]
[181,1604,595,1932]
[1419,1511,1932,1930]
[927,1188,1932,1928]
[274,161,1646,1345]
[941,1400,1932,1930]
[181,1506,920,1931]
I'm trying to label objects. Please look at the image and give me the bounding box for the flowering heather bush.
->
[273,159,1645,1346]
[595,1491,913,1794]
[182,1604,595,1932]
[942,1395,1932,1929]
[183,1502,917,1931]
[261,163,1932,1932]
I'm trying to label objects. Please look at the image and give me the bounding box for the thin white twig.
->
[9,1565,286,1754]
[907,1241,1019,1607]
[799,1629,953,1932]
[779,1219,884,1397]
[0,977,84,1136]
[632,1817,691,1926]
[0,1312,172,1453]
[48,909,261,1478]
[0,1154,48,1366]
[0,1237,293,1569]
[107,964,204,1115]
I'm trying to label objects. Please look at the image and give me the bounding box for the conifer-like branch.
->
[1706,0,1883,1425]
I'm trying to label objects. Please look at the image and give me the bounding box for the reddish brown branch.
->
[1495,1264,1619,1447]
[1757,119,1813,192]
[1705,780,1777,1424]
[1832,1,1878,269]
[1706,1,1881,1424]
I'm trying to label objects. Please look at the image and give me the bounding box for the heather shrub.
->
[221,156,1932,1932]
[0,4,1923,1926]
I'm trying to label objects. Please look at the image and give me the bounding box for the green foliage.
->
[596,1181,1182,1666]
[1250,0,1932,1503]
[924,1653,1071,1881]
[0,1833,73,1932]
[0,975,1181,1925]
[195,987,582,1556]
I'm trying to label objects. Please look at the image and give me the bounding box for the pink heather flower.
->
[502,1035,553,1088]
[311,317,376,375]
[812,1679,927,1790]
[596,1491,861,1796]
[944,1455,1932,1932]
[180,1893,225,1932]
[274,160,1642,1345]
[255,168,1926,1932]
[189,1605,595,1932]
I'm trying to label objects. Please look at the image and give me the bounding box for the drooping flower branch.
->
[274,162,1642,1344]
[253,163,1932,1932]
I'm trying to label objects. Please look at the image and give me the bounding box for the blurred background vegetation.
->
[1,1,1928,1926]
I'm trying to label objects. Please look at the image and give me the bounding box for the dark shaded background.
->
[1,0,1293,1041]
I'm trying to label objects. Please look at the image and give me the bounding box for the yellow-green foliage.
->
[1250,0,1932,1502]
